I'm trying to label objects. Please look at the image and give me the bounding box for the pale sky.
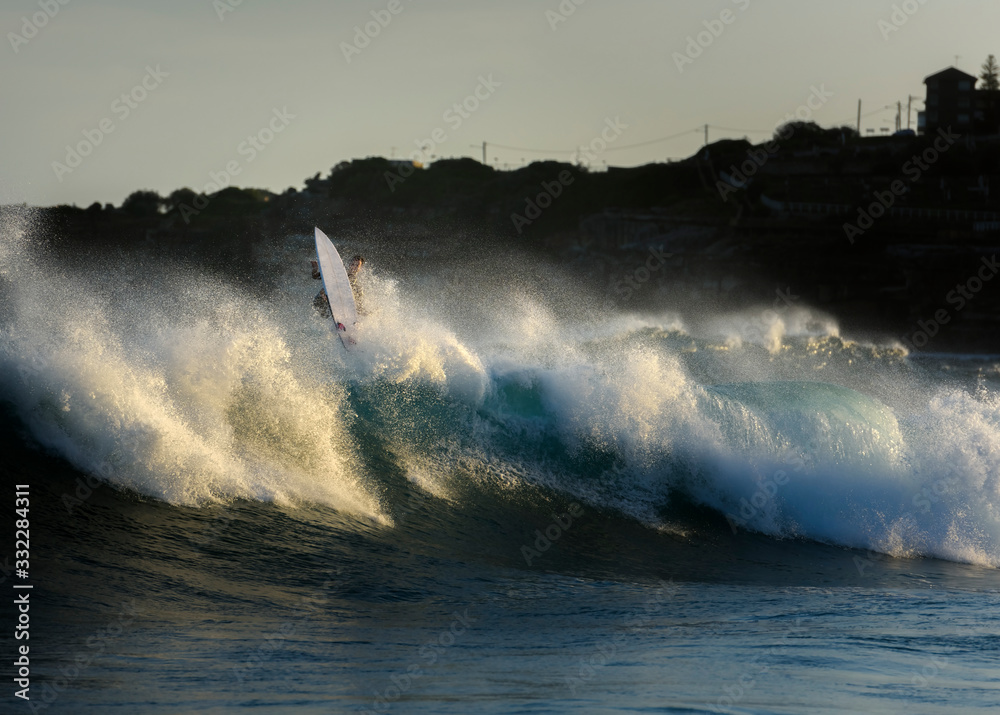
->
[3,0,998,207]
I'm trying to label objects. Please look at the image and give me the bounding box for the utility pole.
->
[704,123,709,147]
[471,143,488,165]
[896,101,902,132]
[857,99,862,134]
[906,95,921,130]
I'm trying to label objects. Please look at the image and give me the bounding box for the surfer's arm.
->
[310,260,321,280]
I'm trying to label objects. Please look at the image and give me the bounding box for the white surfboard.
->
[314,227,358,349]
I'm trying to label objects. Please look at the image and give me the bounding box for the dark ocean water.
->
[2,209,999,713]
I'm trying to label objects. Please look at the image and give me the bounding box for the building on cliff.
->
[919,66,1000,136]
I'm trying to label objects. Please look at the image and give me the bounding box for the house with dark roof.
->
[918,66,1000,136]
[920,67,976,135]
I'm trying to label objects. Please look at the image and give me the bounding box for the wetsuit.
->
[313,288,332,318]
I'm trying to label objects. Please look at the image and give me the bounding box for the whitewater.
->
[1,207,998,713]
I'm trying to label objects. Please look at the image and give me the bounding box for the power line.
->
[600,128,704,152]
[833,104,896,127]
[481,115,856,165]
[486,127,704,157]
[485,142,577,155]
[708,125,773,135]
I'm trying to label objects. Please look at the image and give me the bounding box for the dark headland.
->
[18,120,1000,353]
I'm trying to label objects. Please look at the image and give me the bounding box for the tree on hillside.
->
[980,55,1000,91]
[772,121,854,149]
[121,190,163,216]
[165,188,199,213]
[304,172,326,193]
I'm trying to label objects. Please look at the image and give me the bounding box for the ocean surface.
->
[2,208,999,713]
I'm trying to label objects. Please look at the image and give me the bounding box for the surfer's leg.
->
[313,291,332,318]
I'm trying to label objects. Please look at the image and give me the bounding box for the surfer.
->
[311,255,365,317]
[346,255,364,313]
[312,288,332,318]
